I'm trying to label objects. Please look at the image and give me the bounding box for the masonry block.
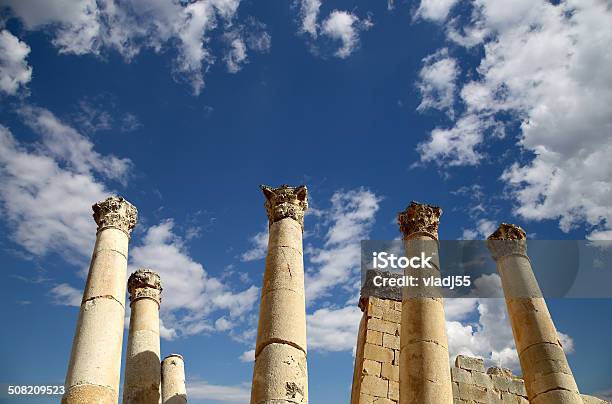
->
[456,355,486,373]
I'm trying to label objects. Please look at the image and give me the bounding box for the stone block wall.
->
[351,296,401,404]
[452,355,528,404]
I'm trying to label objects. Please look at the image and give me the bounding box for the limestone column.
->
[161,354,187,404]
[123,269,163,404]
[397,202,453,404]
[487,224,582,404]
[251,184,309,404]
[63,196,138,404]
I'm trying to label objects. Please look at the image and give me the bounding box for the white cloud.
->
[1,0,267,95]
[415,0,459,22]
[416,114,485,166]
[461,218,496,240]
[321,10,372,59]
[50,283,82,307]
[307,305,363,351]
[239,349,254,362]
[0,30,32,95]
[417,0,612,237]
[130,219,259,339]
[187,380,250,403]
[240,227,268,262]
[0,110,123,260]
[296,1,372,58]
[446,298,519,370]
[215,316,233,331]
[305,187,381,303]
[18,106,131,183]
[298,0,321,37]
[416,48,459,118]
[224,34,247,74]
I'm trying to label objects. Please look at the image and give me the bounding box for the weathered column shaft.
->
[251,184,309,404]
[487,224,582,404]
[397,202,453,404]
[63,196,138,404]
[123,269,163,404]
[161,354,187,404]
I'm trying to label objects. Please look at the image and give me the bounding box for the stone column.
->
[63,196,138,404]
[123,269,163,404]
[487,224,582,404]
[251,184,309,404]
[397,202,453,404]
[161,354,187,404]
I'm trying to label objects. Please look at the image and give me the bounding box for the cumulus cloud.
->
[415,0,612,238]
[224,33,248,74]
[416,114,485,166]
[1,0,269,94]
[305,187,381,303]
[307,305,363,351]
[415,0,459,22]
[416,48,459,118]
[461,218,496,240]
[50,283,82,307]
[296,1,372,58]
[240,227,268,262]
[18,106,131,183]
[0,109,125,261]
[321,11,372,59]
[187,379,250,403]
[298,0,321,37]
[0,30,32,95]
[129,219,259,339]
[239,349,254,362]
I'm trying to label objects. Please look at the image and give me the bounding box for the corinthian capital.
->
[92,196,138,235]
[128,268,162,306]
[397,201,442,239]
[487,223,528,260]
[261,184,308,229]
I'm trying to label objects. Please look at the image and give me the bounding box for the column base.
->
[62,384,117,404]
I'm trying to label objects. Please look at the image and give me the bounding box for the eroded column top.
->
[487,223,528,260]
[261,184,308,229]
[163,354,184,363]
[128,268,162,306]
[397,201,442,240]
[93,196,138,236]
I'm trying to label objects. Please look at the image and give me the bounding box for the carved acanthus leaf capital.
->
[261,184,308,229]
[487,223,528,260]
[128,268,162,305]
[397,201,442,239]
[93,196,138,235]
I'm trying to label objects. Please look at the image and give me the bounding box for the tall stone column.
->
[63,196,138,404]
[397,202,453,404]
[251,184,309,404]
[487,224,582,404]
[123,269,163,404]
[161,354,187,404]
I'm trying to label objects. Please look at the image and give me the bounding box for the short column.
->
[161,354,187,404]
[123,269,163,404]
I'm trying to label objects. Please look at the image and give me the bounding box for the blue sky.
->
[1,0,611,402]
